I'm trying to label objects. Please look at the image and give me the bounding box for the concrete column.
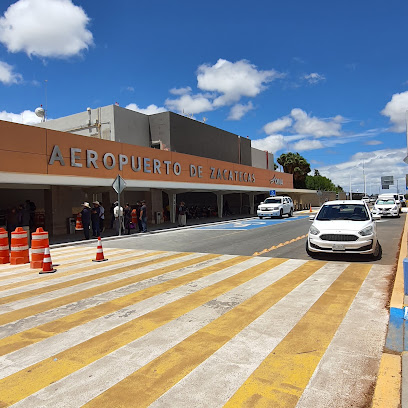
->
[150,189,163,224]
[248,192,255,215]
[216,193,223,218]
[170,193,177,224]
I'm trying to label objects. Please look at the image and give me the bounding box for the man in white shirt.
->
[113,201,123,234]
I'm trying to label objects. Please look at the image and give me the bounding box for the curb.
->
[372,213,408,407]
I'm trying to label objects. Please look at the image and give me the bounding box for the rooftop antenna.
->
[44,79,48,121]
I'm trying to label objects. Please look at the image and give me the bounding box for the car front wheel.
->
[371,242,382,261]
[259,216,263,219]
[305,240,316,258]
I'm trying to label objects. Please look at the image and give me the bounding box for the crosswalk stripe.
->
[223,263,371,407]
[0,258,288,406]
[11,259,308,407]
[0,249,151,290]
[0,252,211,326]
[0,250,171,304]
[295,263,393,408]
[0,254,242,358]
[0,255,236,340]
[81,260,325,408]
[0,250,165,296]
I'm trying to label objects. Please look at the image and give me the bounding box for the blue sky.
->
[1,0,408,194]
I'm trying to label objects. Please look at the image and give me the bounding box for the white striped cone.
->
[39,247,57,274]
[92,237,108,262]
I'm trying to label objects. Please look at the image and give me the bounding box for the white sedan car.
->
[372,198,400,218]
[306,200,381,259]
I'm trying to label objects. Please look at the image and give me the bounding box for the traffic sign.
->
[112,175,126,194]
[269,190,276,197]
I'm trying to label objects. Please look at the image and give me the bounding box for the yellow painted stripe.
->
[0,253,236,356]
[371,353,401,408]
[0,249,150,291]
[0,251,174,305]
[253,234,307,256]
[0,251,192,327]
[0,257,287,406]
[82,261,325,408]
[224,263,371,408]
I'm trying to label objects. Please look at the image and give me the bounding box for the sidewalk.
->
[49,213,263,246]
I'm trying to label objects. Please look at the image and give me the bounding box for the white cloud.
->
[290,108,342,137]
[0,60,22,84]
[364,140,383,146]
[0,109,42,124]
[381,91,408,132]
[197,59,284,107]
[227,102,254,121]
[252,134,287,154]
[263,116,292,134]
[319,148,406,193]
[291,139,324,151]
[0,0,93,58]
[303,72,326,84]
[125,103,166,115]
[165,93,213,115]
[169,86,192,96]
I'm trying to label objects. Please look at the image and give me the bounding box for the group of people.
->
[80,201,105,240]
[80,200,147,239]
[5,200,36,236]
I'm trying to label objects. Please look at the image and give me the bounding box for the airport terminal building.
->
[0,105,316,236]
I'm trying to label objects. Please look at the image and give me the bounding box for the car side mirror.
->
[309,215,315,221]
[372,214,381,221]
[260,202,264,205]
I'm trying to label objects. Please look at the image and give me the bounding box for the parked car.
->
[399,194,406,207]
[257,196,294,218]
[306,200,381,260]
[372,198,400,218]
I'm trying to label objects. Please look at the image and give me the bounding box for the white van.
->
[399,194,406,207]
[378,193,401,213]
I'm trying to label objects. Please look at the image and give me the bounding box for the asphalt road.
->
[103,213,405,265]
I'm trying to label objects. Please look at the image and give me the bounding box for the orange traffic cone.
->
[0,227,9,264]
[75,213,83,231]
[39,247,57,274]
[92,237,108,262]
[309,205,312,212]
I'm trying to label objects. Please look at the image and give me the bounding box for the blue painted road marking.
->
[195,216,308,231]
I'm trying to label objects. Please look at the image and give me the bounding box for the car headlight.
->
[273,207,279,210]
[392,206,398,210]
[359,225,374,236]
[309,225,320,235]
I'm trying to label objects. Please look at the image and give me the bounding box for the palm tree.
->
[277,152,311,188]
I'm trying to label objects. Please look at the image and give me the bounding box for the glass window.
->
[316,204,369,221]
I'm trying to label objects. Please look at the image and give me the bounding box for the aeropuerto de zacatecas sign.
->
[0,120,293,189]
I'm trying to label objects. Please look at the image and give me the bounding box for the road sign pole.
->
[118,188,121,237]
[112,174,126,237]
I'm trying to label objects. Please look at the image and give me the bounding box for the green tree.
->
[277,152,311,189]
[305,171,344,192]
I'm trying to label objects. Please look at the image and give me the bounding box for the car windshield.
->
[316,204,369,221]
[376,199,395,205]
[264,198,282,204]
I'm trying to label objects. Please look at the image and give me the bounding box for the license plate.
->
[332,244,345,251]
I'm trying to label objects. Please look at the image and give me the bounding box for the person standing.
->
[91,206,100,238]
[113,201,123,234]
[81,202,91,240]
[97,201,105,233]
[124,203,132,235]
[136,201,143,232]
[139,200,147,232]
[109,203,115,229]
[178,201,187,227]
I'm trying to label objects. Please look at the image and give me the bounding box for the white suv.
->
[257,196,294,218]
